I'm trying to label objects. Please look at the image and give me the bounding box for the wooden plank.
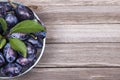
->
[14,0,120,6]
[36,43,120,67]
[34,6,120,25]
[46,24,120,43]
[11,68,120,80]
[11,1,120,24]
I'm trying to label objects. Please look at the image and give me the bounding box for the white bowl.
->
[0,1,46,79]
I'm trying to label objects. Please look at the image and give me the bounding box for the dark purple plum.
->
[10,33,29,40]
[16,58,29,66]
[26,42,36,62]
[0,2,12,12]
[17,42,36,66]
[0,2,7,17]
[5,13,18,29]
[0,53,5,67]
[27,37,43,48]
[1,63,22,77]
[16,57,36,67]
[15,5,34,21]
[26,42,37,55]
[3,2,13,12]
[0,14,2,17]
[35,32,46,39]
[3,43,17,63]
[0,5,2,16]
[16,55,36,66]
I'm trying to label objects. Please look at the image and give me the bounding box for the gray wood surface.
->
[37,43,120,68]
[12,68,120,80]
[7,0,120,80]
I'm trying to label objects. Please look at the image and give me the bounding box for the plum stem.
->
[8,0,17,8]
[30,34,38,39]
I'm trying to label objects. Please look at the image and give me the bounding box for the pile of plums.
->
[0,2,46,77]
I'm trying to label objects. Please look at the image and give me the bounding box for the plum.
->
[3,43,17,63]
[5,13,18,29]
[15,5,34,21]
[4,2,13,12]
[17,42,36,66]
[27,37,43,48]
[1,63,22,77]
[35,32,46,39]
[10,33,29,40]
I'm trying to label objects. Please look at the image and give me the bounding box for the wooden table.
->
[9,0,120,80]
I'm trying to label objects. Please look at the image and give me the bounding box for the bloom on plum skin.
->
[16,42,36,66]
[3,2,13,12]
[27,37,43,48]
[15,5,34,21]
[1,63,22,77]
[5,13,18,29]
[35,32,46,39]
[3,43,17,63]
[10,33,29,40]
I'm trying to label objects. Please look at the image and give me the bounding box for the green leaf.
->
[10,20,46,34]
[0,18,7,32]
[9,38,27,57]
[0,39,6,49]
[0,34,3,40]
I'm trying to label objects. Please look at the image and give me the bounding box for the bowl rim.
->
[0,2,46,79]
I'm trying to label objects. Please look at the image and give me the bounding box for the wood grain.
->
[46,24,120,43]
[10,68,120,80]
[36,43,120,68]
[35,6,120,25]
[14,1,120,25]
